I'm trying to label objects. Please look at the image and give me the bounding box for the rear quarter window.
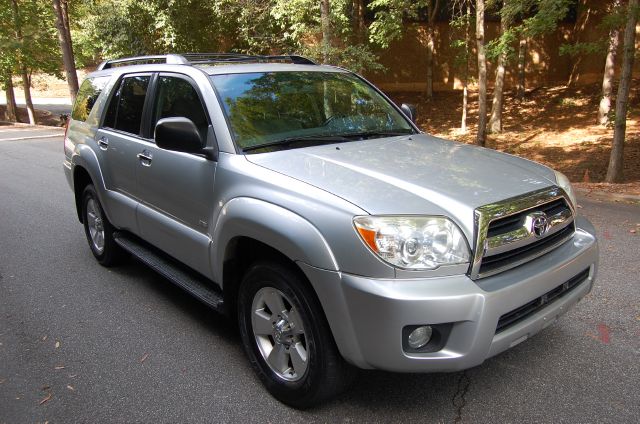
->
[71,77,111,122]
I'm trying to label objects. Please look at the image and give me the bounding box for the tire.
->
[237,261,355,408]
[81,184,123,266]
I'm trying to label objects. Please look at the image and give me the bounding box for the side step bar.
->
[113,232,225,313]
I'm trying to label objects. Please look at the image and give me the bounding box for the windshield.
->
[210,71,414,151]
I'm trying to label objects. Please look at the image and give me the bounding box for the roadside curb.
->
[0,122,64,129]
[576,188,640,204]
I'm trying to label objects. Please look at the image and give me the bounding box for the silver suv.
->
[64,53,598,408]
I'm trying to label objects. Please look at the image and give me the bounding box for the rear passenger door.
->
[95,73,152,231]
[135,73,216,278]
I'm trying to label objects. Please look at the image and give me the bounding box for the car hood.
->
[246,134,557,235]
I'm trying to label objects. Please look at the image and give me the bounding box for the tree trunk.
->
[10,0,36,124]
[605,0,638,183]
[461,1,471,133]
[517,35,527,99]
[353,0,366,44]
[320,0,331,62]
[476,0,487,146]
[3,75,18,122]
[20,66,36,124]
[426,0,439,99]
[597,0,621,126]
[489,7,509,134]
[52,0,79,102]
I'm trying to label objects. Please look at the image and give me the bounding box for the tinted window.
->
[152,76,208,139]
[103,75,150,135]
[71,77,110,122]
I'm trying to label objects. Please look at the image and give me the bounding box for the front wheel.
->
[81,184,123,266]
[237,261,355,408]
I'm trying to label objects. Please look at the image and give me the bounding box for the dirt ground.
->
[389,81,640,193]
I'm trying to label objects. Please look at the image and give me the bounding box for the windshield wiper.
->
[337,130,415,139]
[242,135,352,152]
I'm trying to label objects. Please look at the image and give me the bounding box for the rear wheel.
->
[237,261,355,408]
[81,184,123,266]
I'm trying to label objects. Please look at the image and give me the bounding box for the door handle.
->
[97,137,109,150]
[137,151,153,166]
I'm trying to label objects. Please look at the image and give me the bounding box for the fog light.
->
[408,325,433,349]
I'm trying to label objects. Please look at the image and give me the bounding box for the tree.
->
[425,0,440,99]
[0,3,18,122]
[488,1,514,133]
[2,76,18,122]
[450,0,473,133]
[516,33,527,99]
[321,0,331,62]
[605,0,638,183]
[488,0,572,133]
[597,1,624,125]
[52,0,79,102]
[2,0,61,125]
[272,0,382,72]
[10,0,35,124]
[476,0,487,146]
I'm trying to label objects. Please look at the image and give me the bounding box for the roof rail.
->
[96,53,316,70]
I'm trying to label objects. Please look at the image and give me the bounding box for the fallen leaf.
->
[577,204,583,209]
[39,393,52,405]
[54,341,60,349]
[630,229,637,234]
[140,353,149,363]
[68,374,77,378]
[54,365,65,370]
[42,335,47,341]
[66,385,75,391]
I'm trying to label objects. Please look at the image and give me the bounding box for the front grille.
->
[479,222,575,275]
[486,198,567,238]
[496,268,590,333]
[474,193,575,278]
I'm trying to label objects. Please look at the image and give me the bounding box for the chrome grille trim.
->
[469,186,575,280]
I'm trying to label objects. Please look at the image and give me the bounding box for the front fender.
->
[212,197,338,285]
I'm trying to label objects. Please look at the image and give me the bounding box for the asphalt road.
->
[1,130,639,423]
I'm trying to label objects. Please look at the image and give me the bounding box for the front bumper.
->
[301,216,598,372]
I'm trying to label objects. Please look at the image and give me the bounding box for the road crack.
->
[452,370,471,423]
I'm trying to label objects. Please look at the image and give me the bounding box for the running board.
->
[113,232,225,313]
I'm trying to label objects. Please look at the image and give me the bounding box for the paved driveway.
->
[1,130,638,423]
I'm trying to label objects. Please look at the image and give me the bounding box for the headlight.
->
[554,170,577,208]
[353,216,470,270]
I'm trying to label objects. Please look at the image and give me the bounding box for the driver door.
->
[136,74,216,278]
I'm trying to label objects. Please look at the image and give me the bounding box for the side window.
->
[102,75,150,136]
[71,77,110,122]
[152,76,209,139]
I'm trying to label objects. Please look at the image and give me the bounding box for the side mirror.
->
[400,103,417,123]
[155,117,203,154]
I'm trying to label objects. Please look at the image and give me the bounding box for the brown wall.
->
[367,0,640,92]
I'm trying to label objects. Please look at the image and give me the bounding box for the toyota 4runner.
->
[64,53,599,408]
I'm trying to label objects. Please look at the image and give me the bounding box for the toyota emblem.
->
[528,212,549,238]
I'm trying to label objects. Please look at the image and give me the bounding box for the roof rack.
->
[97,53,316,70]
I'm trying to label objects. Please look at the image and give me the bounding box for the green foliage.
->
[559,41,605,57]
[69,0,384,73]
[486,27,518,61]
[0,0,61,83]
[368,0,427,48]
[448,0,474,71]
[521,0,572,37]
